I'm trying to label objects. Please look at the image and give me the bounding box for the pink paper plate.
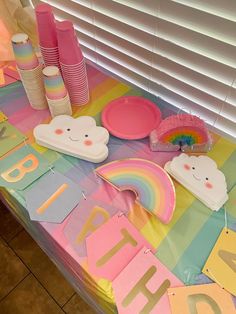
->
[102,96,162,140]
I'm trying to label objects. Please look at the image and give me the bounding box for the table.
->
[0,63,236,313]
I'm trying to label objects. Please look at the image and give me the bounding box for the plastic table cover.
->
[0,64,236,314]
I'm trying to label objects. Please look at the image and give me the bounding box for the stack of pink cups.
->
[56,21,89,106]
[35,3,60,70]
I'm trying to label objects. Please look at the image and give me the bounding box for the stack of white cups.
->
[12,33,48,110]
[18,65,48,110]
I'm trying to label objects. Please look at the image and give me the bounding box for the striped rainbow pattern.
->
[95,158,176,224]
[12,42,39,70]
[1,63,236,314]
[160,126,209,146]
[158,114,210,145]
[44,75,67,100]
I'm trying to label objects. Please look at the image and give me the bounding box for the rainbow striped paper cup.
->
[43,66,67,100]
[11,33,39,70]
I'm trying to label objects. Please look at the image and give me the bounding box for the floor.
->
[0,201,96,314]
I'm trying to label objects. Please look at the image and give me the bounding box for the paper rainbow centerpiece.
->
[95,158,176,224]
[150,114,212,152]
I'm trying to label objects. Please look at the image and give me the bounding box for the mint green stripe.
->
[155,149,236,271]
[172,210,236,283]
[221,149,236,190]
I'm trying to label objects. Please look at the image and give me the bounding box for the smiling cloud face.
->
[169,153,227,199]
[33,115,109,163]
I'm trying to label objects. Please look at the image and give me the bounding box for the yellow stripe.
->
[207,137,236,166]
[74,79,131,117]
[37,184,68,214]
[141,136,236,248]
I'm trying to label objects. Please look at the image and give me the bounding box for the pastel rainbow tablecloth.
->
[1,63,236,313]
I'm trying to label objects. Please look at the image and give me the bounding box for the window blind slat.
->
[49,0,236,69]
[76,35,236,123]
[55,8,236,87]
[83,46,236,139]
[174,0,236,22]
[39,0,236,139]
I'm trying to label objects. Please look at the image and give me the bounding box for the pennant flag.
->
[0,121,27,157]
[112,247,183,314]
[168,283,235,314]
[64,199,122,257]
[0,145,50,190]
[25,171,82,223]
[86,215,154,281]
[202,228,236,296]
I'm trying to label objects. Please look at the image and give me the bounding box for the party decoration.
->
[95,158,176,223]
[0,121,27,157]
[202,228,236,296]
[11,33,39,70]
[112,247,183,314]
[43,66,67,100]
[168,283,235,314]
[0,145,50,190]
[11,33,48,110]
[25,171,82,223]
[57,20,89,106]
[165,153,228,211]
[86,215,154,281]
[43,66,72,118]
[35,3,60,69]
[0,111,7,123]
[34,115,109,163]
[150,114,212,152]
[64,199,125,257]
[102,96,161,140]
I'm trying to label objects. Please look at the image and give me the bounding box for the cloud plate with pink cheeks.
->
[34,115,109,163]
[165,153,228,211]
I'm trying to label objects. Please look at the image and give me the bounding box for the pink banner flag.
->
[112,247,183,314]
[64,199,122,257]
[86,215,154,281]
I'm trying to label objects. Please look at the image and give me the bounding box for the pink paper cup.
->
[56,20,83,65]
[36,3,57,48]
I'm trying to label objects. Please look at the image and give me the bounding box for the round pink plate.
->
[102,96,162,140]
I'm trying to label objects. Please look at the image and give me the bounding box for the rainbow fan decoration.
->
[150,114,212,152]
[95,158,176,224]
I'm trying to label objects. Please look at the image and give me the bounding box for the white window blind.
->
[32,0,236,140]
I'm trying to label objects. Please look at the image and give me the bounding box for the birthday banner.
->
[202,228,236,296]
[0,145,50,190]
[86,214,154,281]
[168,283,235,314]
[25,171,82,223]
[0,121,27,157]
[64,199,127,257]
[112,247,183,314]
